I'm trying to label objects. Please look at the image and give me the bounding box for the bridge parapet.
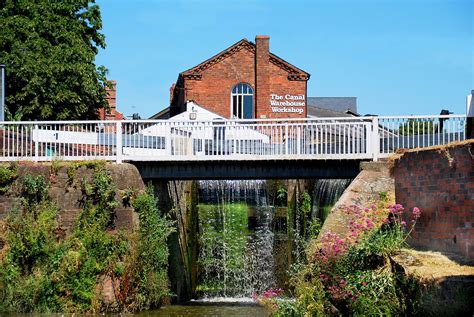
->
[0,115,466,163]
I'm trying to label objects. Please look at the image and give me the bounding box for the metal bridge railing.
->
[375,115,466,160]
[0,115,467,163]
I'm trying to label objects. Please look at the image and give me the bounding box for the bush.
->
[0,163,18,193]
[0,166,174,313]
[277,201,422,316]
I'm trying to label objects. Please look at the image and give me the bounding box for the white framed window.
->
[231,83,254,119]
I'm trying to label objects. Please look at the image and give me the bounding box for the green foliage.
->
[288,264,328,316]
[299,191,312,215]
[0,167,174,313]
[265,180,287,207]
[307,218,322,239]
[284,202,421,316]
[398,119,439,136]
[320,205,333,221]
[0,0,109,120]
[78,167,118,229]
[197,203,249,296]
[22,174,49,206]
[0,175,59,312]
[122,186,174,311]
[49,160,63,181]
[67,160,106,186]
[121,187,138,208]
[347,270,401,316]
[277,187,288,206]
[0,163,18,193]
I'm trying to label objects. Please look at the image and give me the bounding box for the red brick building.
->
[169,35,310,119]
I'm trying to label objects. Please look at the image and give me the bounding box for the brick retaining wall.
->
[393,141,474,263]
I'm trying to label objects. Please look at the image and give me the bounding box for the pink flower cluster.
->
[312,202,422,308]
[412,207,421,219]
[261,287,284,299]
[345,204,382,243]
[385,204,421,227]
[252,288,284,313]
[318,232,349,264]
[252,287,283,302]
[388,203,404,215]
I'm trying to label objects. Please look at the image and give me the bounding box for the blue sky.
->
[95,0,473,118]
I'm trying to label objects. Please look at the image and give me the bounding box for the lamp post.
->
[0,64,5,122]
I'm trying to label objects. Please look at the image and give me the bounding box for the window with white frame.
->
[231,83,253,119]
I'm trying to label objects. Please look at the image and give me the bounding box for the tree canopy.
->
[0,0,109,120]
[398,119,439,135]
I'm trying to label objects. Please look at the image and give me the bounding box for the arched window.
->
[231,83,253,119]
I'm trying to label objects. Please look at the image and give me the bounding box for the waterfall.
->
[195,178,353,299]
[312,179,352,219]
[197,180,276,298]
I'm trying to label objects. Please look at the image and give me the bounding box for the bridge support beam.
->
[152,180,198,303]
[133,160,362,180]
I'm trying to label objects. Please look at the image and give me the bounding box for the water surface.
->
[137,304,268,317]
[1,304,268,317]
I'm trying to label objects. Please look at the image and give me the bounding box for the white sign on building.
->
[270,94,305,114]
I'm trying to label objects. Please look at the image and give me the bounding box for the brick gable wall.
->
[171,36,308,119]
[185,48,255,118]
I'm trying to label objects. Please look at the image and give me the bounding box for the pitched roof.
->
[181,39,310,81]
[307,107,355,118]
[307,97,357,113]
[149,107,170,120]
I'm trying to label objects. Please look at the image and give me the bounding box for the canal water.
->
[1,304,268,317]
[137,304,268,317]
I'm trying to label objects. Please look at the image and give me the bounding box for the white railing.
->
[0,115,466,163]
[376,115,466,159]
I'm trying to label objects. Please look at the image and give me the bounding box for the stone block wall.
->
[393,141,474,263]
[0,162,143,232]
[318,161,395,240]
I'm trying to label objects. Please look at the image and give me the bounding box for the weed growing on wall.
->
[0,165,173,313]
[118,186,174,311]
[254,198,422,316]
[0,163,18,193]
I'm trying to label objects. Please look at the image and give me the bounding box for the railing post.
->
[296,125,301,155]
[116,121,122,163]
[371,117,380,161]
[285,124,289,155]
[166,122,172,158]
[34,124,38,162]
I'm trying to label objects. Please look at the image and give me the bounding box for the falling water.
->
[195,179,353,299]
[197,180,276,298]
[312,179,352,219]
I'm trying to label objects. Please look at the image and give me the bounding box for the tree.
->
[0,0,109,120]
[398,119,439,135]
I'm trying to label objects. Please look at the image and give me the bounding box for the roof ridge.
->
[181,39,254,77]
[181,38,309,80]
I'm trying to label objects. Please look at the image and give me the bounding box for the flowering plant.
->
[252,288,284,315]
[308,201,421,313]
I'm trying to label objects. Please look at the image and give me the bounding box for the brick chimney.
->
[255,35,270,118]
[98,80,117,120]
[170,83,176,105]
[105,80,117,114]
